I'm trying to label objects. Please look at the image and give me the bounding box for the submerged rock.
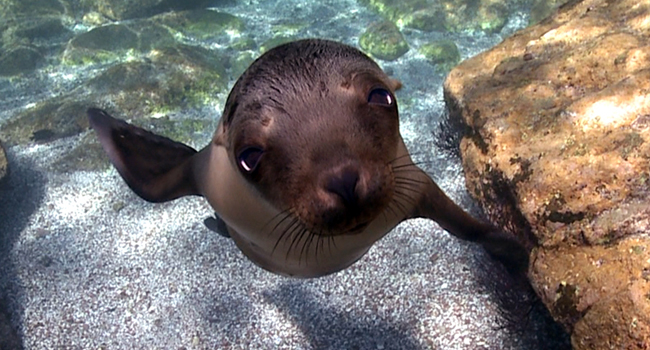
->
[0,99,89,145]
[444,0,650,348]
[157,9,245,40]
[0,45,44,76]
[78,0,235,20]
[0,140,7,186]
[359,0,517,34]
[359,21,409,61]
[63,23,143,65]
[419,39,460,73]
[529,0,571,25]
[3,0,68,18]
[1,43,226,150]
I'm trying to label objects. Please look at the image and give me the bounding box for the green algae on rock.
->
[359,0,516,34]
[529,0,571,25]
[11,17,72,46]
[62,20,179,66]
[2,43,226,146]
[4,0,68,17]
[0,99,89,145]
[400,7,446,32]
[419,40,460,73]
[63,24,139,65]
[83,44,227,114]
[359,21,409,61]
[77,0,230,20]
[259,35,298,53]
[0,45,44,76]
[157,9,245,40]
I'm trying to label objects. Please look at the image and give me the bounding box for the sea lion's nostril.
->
[325,169,360,206]
[326,169,360,206]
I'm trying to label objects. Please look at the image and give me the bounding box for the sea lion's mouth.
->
[347,222,369,234]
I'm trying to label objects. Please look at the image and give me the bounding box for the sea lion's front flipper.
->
[88,108,201,203]
[409,171,529,274]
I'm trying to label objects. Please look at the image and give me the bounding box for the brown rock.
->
[444,0,650,348]
[0,141,7,186]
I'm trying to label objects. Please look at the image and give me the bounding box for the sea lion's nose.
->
[325,168,359,206]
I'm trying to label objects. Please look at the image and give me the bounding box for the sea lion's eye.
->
[367,88,393,106]
[237,147,264,173]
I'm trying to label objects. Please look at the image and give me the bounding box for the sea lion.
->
[88,39,528,277]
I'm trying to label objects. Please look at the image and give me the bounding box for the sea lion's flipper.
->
[204,212,231,238]
[409,172,529,274]
[88,108,201,203]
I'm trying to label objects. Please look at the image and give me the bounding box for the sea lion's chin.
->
[293,200,387,237]
[309,218,374,237]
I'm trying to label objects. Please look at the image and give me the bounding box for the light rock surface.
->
[0,141,6,185]
[445,0,650,348]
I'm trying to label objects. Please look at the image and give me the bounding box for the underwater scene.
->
[0,0,583,349]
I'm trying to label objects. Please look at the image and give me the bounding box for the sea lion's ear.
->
[87,108,201,203]
[388,78,402,91]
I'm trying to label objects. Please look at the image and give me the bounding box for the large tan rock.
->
[444,0,650,348]
[0,141,7,186]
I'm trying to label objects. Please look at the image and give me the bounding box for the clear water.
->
[0,0,569,349]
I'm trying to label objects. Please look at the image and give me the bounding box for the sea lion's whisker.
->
[300,228,317,266]
[391,160,430,169]
[387,153,413,164]
[383,198,401,219]
[266,208,295,238]
[388,196,410,218]
[395,177,427,187]
[394,182,423,194]
[272,216,302,255]
[287,223,310,261]
[392,190,418,206]
[394,175,428,185]
[314,229,323,264]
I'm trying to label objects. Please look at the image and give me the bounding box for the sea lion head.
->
[218,40,401,237]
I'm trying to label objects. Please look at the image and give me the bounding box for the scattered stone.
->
[157,9,245,40]
[79,0,234,20]
[359,0,516,34]
[444,0,650,348]
[359,21,409,61]
[1,42,226,159]
[419,40,460,73]
[230,51,256,80]
[134,23,176,52]
[358,0,441,31]
[0,99,89,145]
[259,35,298,53]
[475,3,509,34]
[72,24,138,52]
[12,17,72,46]
[402,7,447,32]
[63,24,139,65]
[7,0,67,17]
[529,0,571,25]
[0,45,44,76]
